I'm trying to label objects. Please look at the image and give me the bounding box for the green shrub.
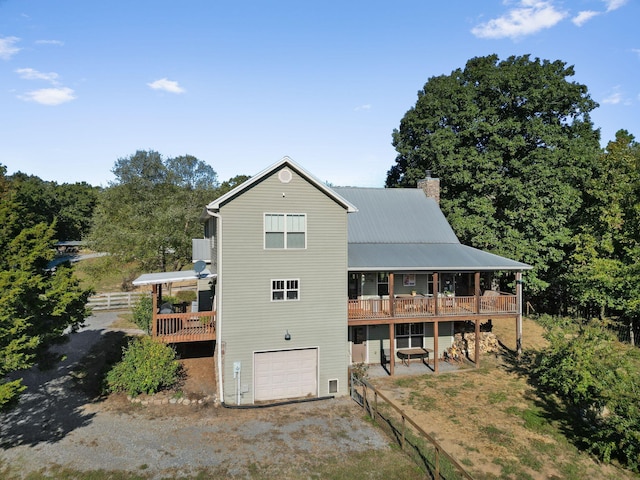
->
[533,320,640,471]
[132,295,153,334]
[106,336,181,396]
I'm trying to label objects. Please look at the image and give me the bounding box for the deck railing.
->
[153,311,216,343]
[348,292,517,320]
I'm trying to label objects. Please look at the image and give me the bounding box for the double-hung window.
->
[395,323,424,349]
[265,213,306,249]
[272,279,300,301]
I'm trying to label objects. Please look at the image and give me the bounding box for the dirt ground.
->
[1,313,414,480]
[370,317,635,480]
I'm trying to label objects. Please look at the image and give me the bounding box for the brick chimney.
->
[417,170,440,205]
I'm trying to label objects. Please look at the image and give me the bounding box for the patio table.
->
[397,347,433,367]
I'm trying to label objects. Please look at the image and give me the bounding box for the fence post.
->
[373,391,378,424]
[401,415,406,451]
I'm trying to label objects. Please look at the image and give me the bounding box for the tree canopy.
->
[564,130,640,319]
[0,164,91,410]
[88,150,220,273]
[8,172,98,241]
[386,54,601,308]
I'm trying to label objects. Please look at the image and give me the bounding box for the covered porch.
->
[348,270,524,376]
[132,269,217,344]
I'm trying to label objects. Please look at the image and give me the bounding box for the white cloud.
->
[147,78,185,94]
[35,39,64,46]
[16,67,60,84]
[633,49,640,59]
[604,0,628,12]
[0,36,21,60]
[572,10,600,26]
[471,0,567,39]
[601,86,626,105]
[19,87,76,106]
[354,104,372,111]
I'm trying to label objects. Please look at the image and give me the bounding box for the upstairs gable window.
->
[265,213,306,249]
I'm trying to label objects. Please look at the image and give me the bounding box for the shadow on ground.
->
[0,329,129,448]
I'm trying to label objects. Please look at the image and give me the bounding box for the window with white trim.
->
[265,213,306,249]
[271,279,300,301]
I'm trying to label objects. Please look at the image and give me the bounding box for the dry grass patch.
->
[371,343,637,480]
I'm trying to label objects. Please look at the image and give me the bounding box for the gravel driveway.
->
[0,312,391,478]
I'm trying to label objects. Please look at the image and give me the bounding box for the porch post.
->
[433,320,439,374]
[475,272,481,314]
[389,322,395,376]
[151,284,158,338]
[474,318,480,368]
[433,272,439,316]
[516,271,523,357]
[389,273,395,317]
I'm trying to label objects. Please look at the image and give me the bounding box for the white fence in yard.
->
[87,292,149,311]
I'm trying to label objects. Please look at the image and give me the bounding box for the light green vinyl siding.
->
[217,168,348,405]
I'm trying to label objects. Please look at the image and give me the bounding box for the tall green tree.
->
[8,172,98,241]
[565,130,640,319]
[0,165,91,410]
[386,54,601,310]
[88,150,219,273]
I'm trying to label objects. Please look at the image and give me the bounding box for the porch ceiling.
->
[347,243,532,272]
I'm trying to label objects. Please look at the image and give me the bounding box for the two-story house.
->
[134,157,531,406]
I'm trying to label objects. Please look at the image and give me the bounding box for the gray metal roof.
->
[333,187,458,244]
[348,244,531,271]
[333,187,531,272]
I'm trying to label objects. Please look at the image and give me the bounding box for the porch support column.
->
[475,272,481,314]
[516,271,523,357]
[389,273,395,317]
[433,272,439,316]
[474,318,480,368]
[151,284,158,338]
[389,322,395,376]
[433,320,439,374]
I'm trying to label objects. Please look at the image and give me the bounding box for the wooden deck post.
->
[389,322,395,376]
[433,320,439,374]
[389,273,395,317]
[474,318,480,368]
[475,272,481,314]
[516,271,523,356]
[433,272,439,316]
[151,284,158,338]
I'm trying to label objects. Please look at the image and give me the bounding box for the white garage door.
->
[254,349,318,402]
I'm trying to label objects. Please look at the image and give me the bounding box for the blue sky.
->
[1,0,638,188]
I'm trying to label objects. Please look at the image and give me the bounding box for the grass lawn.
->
[370,336,640,479]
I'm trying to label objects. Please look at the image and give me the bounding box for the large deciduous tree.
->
[565,130,640,320]
[9,172,99,241]
[386,54,601,310]
[88,150,219,273]
[0,165,91,410]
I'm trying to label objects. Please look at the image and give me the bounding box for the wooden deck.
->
[348,293,517,322]
[153,311,216,343]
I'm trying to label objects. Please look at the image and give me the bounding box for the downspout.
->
[207,208,225,404]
